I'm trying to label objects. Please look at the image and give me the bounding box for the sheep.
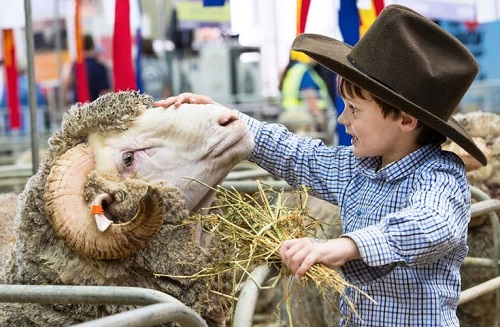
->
[442,111,500,327]
[277,108,316,135]
[277,107,337,145]
[0,90,254,326]
[443,112,500,201]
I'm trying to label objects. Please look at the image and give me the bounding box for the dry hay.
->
[156,180,372,325]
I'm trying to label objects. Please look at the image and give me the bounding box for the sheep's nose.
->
[218,113,239,127]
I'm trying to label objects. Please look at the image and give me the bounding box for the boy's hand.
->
[279,237,360,279]
[153,92,215,108]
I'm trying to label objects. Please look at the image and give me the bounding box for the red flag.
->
[296,0,312,35]
[112,0,136,91]
[372,0,385,16]
[75,0,90,102]
[2,29,20,130]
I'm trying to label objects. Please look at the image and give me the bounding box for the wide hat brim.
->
[292,9,487,166]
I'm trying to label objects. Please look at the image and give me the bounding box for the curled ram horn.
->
[45,143,166,260]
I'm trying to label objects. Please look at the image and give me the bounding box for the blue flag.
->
[335,0,360,145]
[203,0,225,6]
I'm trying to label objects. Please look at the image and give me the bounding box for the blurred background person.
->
[64,34,111,104]
[278,51,334,136]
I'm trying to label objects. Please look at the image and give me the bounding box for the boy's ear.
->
[400,114,419,131]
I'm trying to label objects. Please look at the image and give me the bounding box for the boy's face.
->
[337,89,419,168]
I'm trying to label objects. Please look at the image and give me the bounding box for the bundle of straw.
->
[156,180,370,324]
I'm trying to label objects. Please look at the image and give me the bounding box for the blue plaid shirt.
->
[240,113,470,327]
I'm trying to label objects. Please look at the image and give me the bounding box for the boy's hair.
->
[337,76,446,146]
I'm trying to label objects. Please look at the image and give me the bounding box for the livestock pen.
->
[0,164,499,327]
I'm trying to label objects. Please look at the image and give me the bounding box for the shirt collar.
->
[356,144,441,181]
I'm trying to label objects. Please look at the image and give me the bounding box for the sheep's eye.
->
[122,152,134,166]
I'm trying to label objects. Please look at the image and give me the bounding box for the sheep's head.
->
[44,91,254,260]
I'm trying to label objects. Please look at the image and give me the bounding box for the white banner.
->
[0,0,25,28]
[102,0,141,33]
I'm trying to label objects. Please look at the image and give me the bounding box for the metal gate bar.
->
[0,285,207,327]
[73,303,207,327]
[233,265,277,327]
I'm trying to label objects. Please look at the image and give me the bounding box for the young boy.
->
[156,5,487,326]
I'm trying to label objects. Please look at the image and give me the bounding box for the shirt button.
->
[356,209,363,216]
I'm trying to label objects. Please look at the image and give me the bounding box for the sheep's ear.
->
[45,143,166,260]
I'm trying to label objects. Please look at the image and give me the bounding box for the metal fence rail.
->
[0,134,49,165]
[233,265,277,327]
[73,303,207,327]
[0,285,207,327]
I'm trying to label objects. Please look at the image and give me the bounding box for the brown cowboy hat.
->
[292,4,487,166]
